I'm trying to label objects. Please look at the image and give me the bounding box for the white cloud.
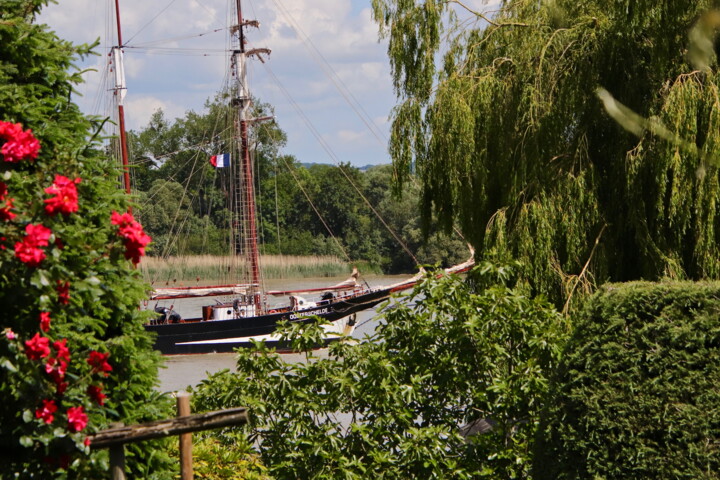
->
[38,0,401,166]
[337,129,367,143]
[125,96,186,131]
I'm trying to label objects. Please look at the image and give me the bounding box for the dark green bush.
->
[534,281,720,479]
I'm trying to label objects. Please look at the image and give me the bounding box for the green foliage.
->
[535,281,720,479]
[373,0,720,306]
[191,263,567,479]
[127,85,470,273]
[0,2,173,477]
[130,101,468,271]
[168,434,269,480]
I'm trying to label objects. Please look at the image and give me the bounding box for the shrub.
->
[534,281,720,479]
[0,1,173,477]
[192,263,568,479]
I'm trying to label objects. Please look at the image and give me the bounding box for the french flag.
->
[209,153,230,168]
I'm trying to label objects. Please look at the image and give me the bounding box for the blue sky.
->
[39,0,493,167]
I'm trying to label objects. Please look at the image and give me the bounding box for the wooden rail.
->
[88,407,249,448]
[89,392,248,479]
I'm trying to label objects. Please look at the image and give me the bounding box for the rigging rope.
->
[277,154,351,263]
[122,47,227,56]
[269,0,388,148]
[123,0,179,46]
[258,61,421,267]
[127,28,227,48]
[261,0,471,250]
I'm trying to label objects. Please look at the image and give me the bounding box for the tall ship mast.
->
[112,0,131,197]
[232,0,264,314]
[106,0,475,354]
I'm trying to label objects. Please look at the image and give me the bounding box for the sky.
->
[38,0,494,167]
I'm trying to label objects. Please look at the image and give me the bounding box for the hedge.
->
[534,281,720,479]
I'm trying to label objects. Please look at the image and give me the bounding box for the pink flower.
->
[67,406,88,433]
[44,175,81,216]
[111,211,151,265]
[14,223,52,267]
[87,385,107,405]
[0,121,40,163]
[56,280,70,305]
[39,311,51,332]
[25,333,50,360]
[4,328,16,340]
[87,350,112,376]
[35,399,57,424]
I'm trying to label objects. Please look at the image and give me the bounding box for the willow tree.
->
[372,0,720,308]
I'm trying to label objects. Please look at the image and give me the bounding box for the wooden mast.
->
[234,0,262,311]
[113,0,131,197]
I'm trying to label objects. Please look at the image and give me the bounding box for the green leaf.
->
[30,269,50,288]
[0,357,17,372]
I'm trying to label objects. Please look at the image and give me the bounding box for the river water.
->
[153,274,410,393]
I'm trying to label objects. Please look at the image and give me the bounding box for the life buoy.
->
[269,309,278,314]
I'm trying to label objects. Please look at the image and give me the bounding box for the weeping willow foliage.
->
[372,0,720,307]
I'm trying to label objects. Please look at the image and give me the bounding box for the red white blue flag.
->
[209,153,230,168]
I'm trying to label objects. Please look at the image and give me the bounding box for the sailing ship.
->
[110,0,474,355]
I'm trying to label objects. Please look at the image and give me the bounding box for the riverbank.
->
[140,254,382,286]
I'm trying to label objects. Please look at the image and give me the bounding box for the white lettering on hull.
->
[288,307,329,321]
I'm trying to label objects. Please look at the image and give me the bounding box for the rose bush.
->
[0,1,174,478]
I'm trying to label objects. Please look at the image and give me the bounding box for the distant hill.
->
[300,162,387,171]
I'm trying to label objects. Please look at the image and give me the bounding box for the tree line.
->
[126,97,468,274]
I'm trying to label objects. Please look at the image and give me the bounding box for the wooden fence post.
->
[108,422,125,480]
[109,444,125,480]
[177,392,193,480]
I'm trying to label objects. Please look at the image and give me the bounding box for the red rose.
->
[67,405,88,433]
[0,121,40,163]
[56,381,68,395]
[14,223,52,267]
[53,338,71,363]
[87,384,107,405]
[87,350,112,376]
[39,311,51,332]
[57,280,70,305]
[44,174,81,215]
[0,196,16,221]
[45,357,68,387]
[0,182,15,221]
[25,333,50,360]
[111,211,151,265]
[35,399,57,424]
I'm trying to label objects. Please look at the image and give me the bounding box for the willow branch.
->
[447,0,529,28]
[562,223,606,315]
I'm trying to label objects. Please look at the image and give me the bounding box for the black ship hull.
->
[144,287,392,354]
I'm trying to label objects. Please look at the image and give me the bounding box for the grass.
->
[140,254,358,285]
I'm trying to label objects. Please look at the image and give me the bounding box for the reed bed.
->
[140,254,353,285]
